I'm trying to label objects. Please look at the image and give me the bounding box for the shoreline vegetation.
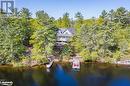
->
[0,61,130,69]
[0,7,130,67]
[0,58,130,67]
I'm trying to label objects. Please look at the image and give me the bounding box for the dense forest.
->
[0,7,130,66]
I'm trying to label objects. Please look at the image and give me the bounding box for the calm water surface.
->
[0,63,130,86]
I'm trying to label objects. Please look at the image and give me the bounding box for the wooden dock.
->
[46,60,54,68]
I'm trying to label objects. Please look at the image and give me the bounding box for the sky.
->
[15,0,130,19]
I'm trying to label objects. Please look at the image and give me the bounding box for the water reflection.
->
[108,77,130,86]
[46,68,50,73]
[32,82,39,86]
[23,71,40,86]
[0,63,130,86]
[81,75,108,86]
[54,65,78,86]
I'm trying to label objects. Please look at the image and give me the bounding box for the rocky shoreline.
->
[0,57,130,67]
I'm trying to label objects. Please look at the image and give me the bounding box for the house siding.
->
[56,28,75,43]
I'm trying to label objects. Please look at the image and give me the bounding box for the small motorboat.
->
[72,57,80,69]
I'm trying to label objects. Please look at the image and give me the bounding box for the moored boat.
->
[72,57,80,69]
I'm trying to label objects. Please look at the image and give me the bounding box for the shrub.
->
[113,51,122,61]
[32,55,48,63]
[79,49,91,61]
[90,51,98,61]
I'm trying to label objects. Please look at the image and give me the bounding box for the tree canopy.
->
[0,7,130,65]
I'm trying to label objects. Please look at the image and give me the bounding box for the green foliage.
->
[79,49,91,60]
[0,7,130,65]
[55,17,63,28]
[0,24,25,64]
[30,26,58,62]
[80,25,99,52]
[36,10,51,26]
[55,13,71,28]
[100,10,108,19]
[71,35,84,53]
[74,12,84,30]
[19,8,31,18]
[31,54,48,63]
[113,51,122,61]
[61,13,71,28]
[90,51,98,61]
[60,44,73,59]
[75,7,130,62]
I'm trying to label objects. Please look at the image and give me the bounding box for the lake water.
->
[0,62,130,86]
